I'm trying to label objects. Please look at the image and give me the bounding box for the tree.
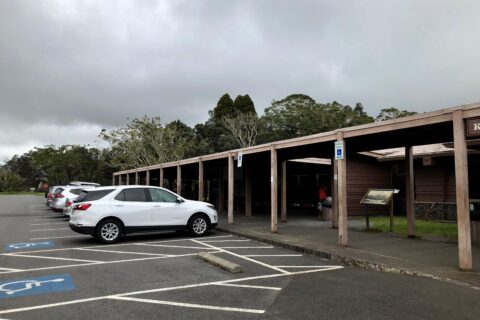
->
[375,107,418,122]
[212,93,234,120]
[0,168,24,192]
[223,113,259,148]
[232,94,256,115]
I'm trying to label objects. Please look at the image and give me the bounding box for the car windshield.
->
[75,189,115,202]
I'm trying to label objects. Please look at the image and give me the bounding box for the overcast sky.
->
[1,0,479,162]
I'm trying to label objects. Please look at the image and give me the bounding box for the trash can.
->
[470,203,480,244]
[320,197,333,221]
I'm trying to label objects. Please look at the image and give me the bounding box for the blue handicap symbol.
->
[5,241,54,251]
[0,274,75,299]
[336,149,342,156]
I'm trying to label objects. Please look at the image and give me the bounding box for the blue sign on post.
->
[0,274,75,299]
[5,241,54,251]
[335,141,344,160]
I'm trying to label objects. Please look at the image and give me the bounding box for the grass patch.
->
[368,216,458,240]
[0,191,45,196]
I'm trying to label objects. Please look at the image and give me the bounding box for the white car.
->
[51,186,96,212]
[45,186,66,207]
[69,186,218,243]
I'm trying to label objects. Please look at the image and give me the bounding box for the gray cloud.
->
[1,0,479,161]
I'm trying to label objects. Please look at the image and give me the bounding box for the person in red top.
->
[318,185,327,212]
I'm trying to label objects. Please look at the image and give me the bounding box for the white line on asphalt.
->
[29,228,70,232]
[214,283,281,291]
[134,243,208,250]
[75,248,170,257]
[244,254,303,257]
[0,252,220,275]
[29,222,68,226]
[7,253,104,263]
[0,267,23,271]
[192,239,290,274]
[0,268,343,315]
[29,205,46,207]
[273,265,340,268]
[109,296,265,314]
[28,210,54,213]
[201,239,250,243]
[142,235,233,244]
[30,235,90,240]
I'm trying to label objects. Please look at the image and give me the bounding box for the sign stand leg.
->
[389,199,394,233]
[365,205,369,230]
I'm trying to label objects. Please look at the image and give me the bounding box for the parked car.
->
[70,181,101,187]
[69,186,218,243]
[51,186,96,212]
[45,186,66,207]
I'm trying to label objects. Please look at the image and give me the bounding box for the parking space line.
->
[273,265,342,268]
[109,296,265,314]
[244,254,303,257]
[214,283,281,291]
[29,222,67,226]
[0,267,343,315]
[192,239,290,274]
[134,244,209,250]
[75,248,169,257]
[30,235,89,240]
[7,254,104,263]
[0,267,23,272]
[216,246,274,249]
[142,235,233,244]
[29,228,70,232]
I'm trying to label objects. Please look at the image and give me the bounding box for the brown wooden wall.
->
[414,158,456,202]
[347,155,392,216]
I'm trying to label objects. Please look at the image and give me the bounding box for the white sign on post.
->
[335,141,344,160]
[237,152,243,167]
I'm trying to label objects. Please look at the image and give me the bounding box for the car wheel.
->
[95,219,122,244]
[188,214,209,237]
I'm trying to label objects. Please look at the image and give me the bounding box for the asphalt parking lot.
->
[1,195,480,320]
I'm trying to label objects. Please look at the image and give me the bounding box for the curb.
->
[217,227,480,291]
[199,251,244,273]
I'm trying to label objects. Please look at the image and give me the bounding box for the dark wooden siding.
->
[347,155,391,216]
[414,157,456,202]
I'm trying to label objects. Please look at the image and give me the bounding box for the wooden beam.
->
[146,170,150,186]
[281,161,287,222]
[331,153,338,228]
[218,168,224,215]
[271,146,278,233]
[405,145,415,237]
[245,166,252,216]
[198,160,204,201]
[453,110,472,270]
[336,132,348,246]
[228,154,234,224]
[176,165,182,196]
[159,168,164,188]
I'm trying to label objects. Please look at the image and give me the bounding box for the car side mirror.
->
[176,197,184,203]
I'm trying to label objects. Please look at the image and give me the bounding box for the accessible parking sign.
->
[0,274,75,299]
[5,241,54,251]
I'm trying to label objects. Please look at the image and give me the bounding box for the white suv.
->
[51,186,96,212]
[69,186,218,243]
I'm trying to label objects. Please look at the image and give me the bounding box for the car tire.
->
[188,214,210,237]
[95,219,123,244]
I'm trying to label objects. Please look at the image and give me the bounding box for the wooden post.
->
[405,145,415,237]
[159,168,164,188]
[198,160,204,201]
[135,172,139,185]
[146,170,150,186]
[177,165,182,196]
[331,154,339,228]
[281,161,287,222]
[228,154,234,224]
[126,173,130,185]
[453,110,472,270]
[112,175,115,186]
[245,166,252,216]
[271,146,278,233]
[218,168,224,215]
[336,132,348,246]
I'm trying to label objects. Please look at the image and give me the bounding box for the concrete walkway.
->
[217,214,480,289]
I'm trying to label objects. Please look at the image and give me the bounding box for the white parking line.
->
[75,248,169,257]
[216,246,274,249]
[142,235,233,244]
[0,267,343,315]
[7,253,104,263]
[0,267,23,272]
[201,239,250,243]
[134,243,208,250]
[109,296,265,314]
[214,283,281,291]
[29,222,67,226]
[29,205,46,207]
[244,254,303,257]
[29,228,70,232]
[274,265,339,268]
[30,235,89,240]
[192,239,290,274]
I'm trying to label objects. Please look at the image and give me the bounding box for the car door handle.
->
[115,204,124,207]
[153,205,162,207]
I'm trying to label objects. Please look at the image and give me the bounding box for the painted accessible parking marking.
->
[0,274,75,299]
[5,241,54,251]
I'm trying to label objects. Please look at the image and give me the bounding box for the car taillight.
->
[47,193,53,198]
[55,193,64,198]
[74,203,91,211]
[66,201,73,207]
